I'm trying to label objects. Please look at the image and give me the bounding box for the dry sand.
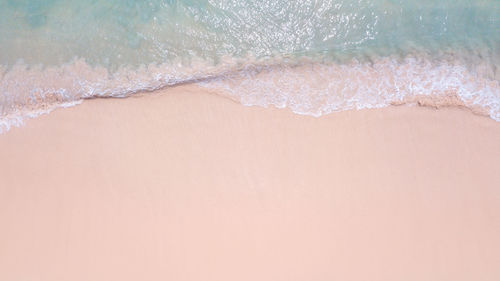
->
[0,85,499,281]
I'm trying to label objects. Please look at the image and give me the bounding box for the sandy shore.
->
[1,85,499,281]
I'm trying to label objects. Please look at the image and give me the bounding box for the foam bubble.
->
[198,56,500,120]
[0,54,499,134]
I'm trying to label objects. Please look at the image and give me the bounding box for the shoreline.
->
[2,55,499,134]
[1,85,499,280]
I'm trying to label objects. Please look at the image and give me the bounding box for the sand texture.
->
[1,85,499,281]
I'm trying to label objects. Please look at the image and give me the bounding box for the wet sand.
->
[0,85,499,281]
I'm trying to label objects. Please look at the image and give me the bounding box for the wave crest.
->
[1,54,499,133]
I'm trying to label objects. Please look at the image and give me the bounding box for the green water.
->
[0,0,499,132]
[1,0,498,67]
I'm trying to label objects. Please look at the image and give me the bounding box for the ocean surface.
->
[1,0,499,132]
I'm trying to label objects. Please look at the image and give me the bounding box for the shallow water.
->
[0,0,499,132]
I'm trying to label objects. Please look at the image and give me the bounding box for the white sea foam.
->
[197,56,500,120]
[0,100,82,133]
[0,54,499,134]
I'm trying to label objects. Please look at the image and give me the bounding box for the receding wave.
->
[1,53,499,133]
[199,55,500,119]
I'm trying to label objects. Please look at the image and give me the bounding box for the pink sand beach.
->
[0,85,499,281]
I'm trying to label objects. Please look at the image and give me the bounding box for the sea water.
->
[0,0,499,132]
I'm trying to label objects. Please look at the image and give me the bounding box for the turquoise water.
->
[0,0,499,131]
